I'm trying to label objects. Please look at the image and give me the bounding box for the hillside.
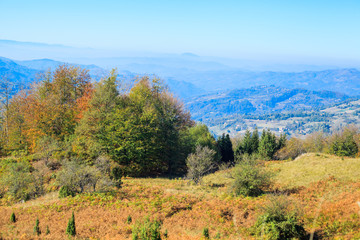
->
[185,86,358,136]
[0,57,39,92]
[1,153,360,239]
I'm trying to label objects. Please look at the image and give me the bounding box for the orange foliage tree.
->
[3,65,93,153]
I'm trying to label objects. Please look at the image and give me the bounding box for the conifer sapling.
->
[66,212,76,236]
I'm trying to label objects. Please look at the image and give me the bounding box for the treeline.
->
[0,66,223,177]
[234,128,286,160]
[276,126,359,160]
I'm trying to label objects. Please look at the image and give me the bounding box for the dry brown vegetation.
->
[1,153,360,239]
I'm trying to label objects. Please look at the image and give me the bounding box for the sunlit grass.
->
[124,169,233,198]
[268,153,360,187]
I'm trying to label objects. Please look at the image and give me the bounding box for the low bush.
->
[253,195,306,240]
[132,218,162,240]
[57,159,118,195]
[59,185,76,198]
[203,227,210,239]
[186,145,217,184]
[0,161,44,201]
[127,215,132,224]
[231,159,271,197]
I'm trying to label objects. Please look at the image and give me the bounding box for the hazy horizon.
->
[1,1,360,67]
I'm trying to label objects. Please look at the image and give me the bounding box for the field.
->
[1,153,360,239]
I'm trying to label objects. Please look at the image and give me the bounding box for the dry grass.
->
[269,153,360,188]
[1,154,360,239]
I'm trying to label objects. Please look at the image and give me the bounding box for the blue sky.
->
[1,0,360,62]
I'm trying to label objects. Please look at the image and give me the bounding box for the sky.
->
[1,0,360,63]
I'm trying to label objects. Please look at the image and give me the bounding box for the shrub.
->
[253,195,306,240]
[203,227,210,239]
[329,129,358,157]
[132,218,162,240]
[127,215,132,224]
[34,218,41,236]
[274,137,305,160]
[0,161,44,201]
[186,145,216,184]
[66,212,76,236]
[231,159,271,197]
[57,159,116,194]
[10,212,16,223]
[59,185,76,198]
[46,225,50,235]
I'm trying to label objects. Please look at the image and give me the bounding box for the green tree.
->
[73,70,119,163]
[251,127,259,153]
[330,129,358,157]
[66,212,76,236]
[258,130,278,160]
[235,129,258,157]
[103,77,192,176]
[217,133,234,164]
[34,218,41,236]
[10,212,16,223]
[203,227,210,239]
[186,123,217,152]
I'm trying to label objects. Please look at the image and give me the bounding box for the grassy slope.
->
[1,153,360,239]
[270,153,360,187]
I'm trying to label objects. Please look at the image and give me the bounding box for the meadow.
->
[1,153,360,239]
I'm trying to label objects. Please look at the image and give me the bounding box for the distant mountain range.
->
[173,68,360,96]
[0,57,204,99]
[186,85,353,120]
[185,86,360,137]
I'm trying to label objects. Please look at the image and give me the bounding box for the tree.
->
[10,212,16,223]
[235,129,260,157]
[242,129,253,155]
[2,65,93,154]
[329,128,358,157]
[258,129,284,160]
[186,123,217,152]
[251,127,259,153]
[34,218,41,236]
[73,70,119,163]
[186,145,217,184]
[35,65,92,140]
[103,77,193,176]
[66,212,76,236]
[274,137,305,160]
[132,218,162,240]
[217,133,234,164]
